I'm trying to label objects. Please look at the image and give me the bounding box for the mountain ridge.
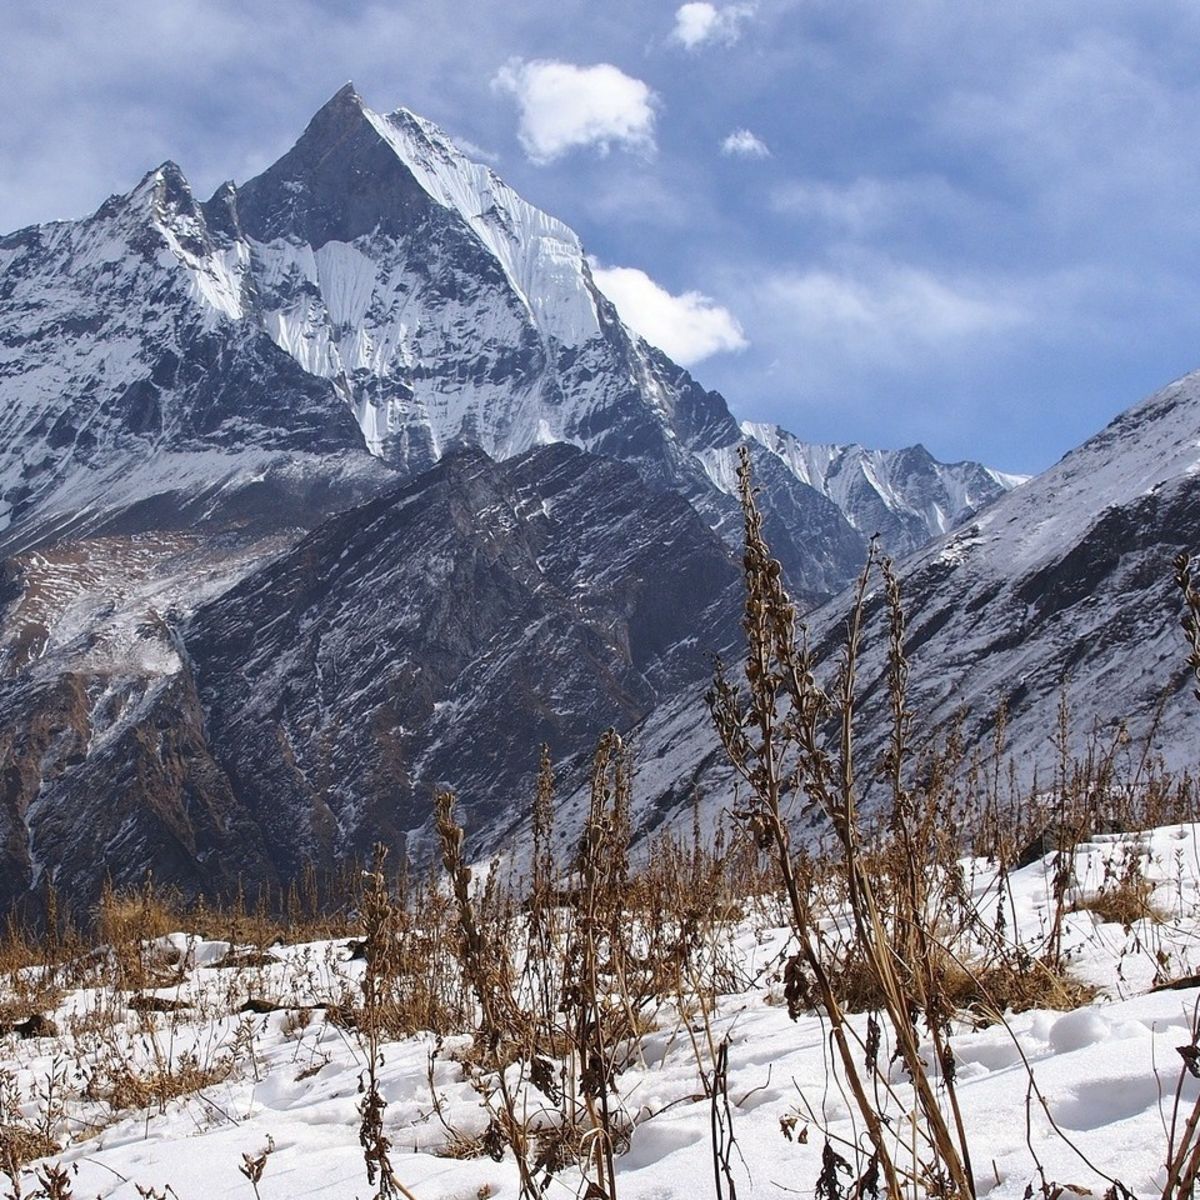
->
[586,366,1200,853]
[0,443,743,913]
[0,84,1018,596]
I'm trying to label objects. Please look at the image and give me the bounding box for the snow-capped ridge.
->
[361,101,600,347]
[0,81,1095,928]
[740,419,1026,555]
[0,84,1016,599]
[240,83,599,348]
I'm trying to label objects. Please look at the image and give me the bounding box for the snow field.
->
[3,824,1200,1198]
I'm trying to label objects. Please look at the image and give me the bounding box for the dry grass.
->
[93,1055,232,1115]
[0,991,63,1031]
[0,1124,58,1171]
[964,962,1097,1020]
[819,941,1095,1021]
[1073,878,1167,928]
[701,448,1194,1199]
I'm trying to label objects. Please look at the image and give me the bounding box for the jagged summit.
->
[231,83,602,348]
[145,160,191,191]
[327,79,364,107]
[286,79,371,141]
[741,420,1029,557]
[0,87,1018,593]
[235,83,429,244]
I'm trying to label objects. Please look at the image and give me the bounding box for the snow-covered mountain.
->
[594,367,1200,847]
[0,85,1025,914]
[0,83,1015,595]
[0,445,744,913]
[743,422,1027,559]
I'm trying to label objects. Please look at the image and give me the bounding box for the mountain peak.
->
[155,159,190,185]
[232,85,428,245]
[129,159,191,197]
[293,81,375,155]
[119,159,202,230]
[301,81,367,128]
[327,80,363,108]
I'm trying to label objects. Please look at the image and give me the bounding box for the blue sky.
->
[3,1,1200,474]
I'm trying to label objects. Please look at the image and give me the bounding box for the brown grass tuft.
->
[1073,878,1166,928]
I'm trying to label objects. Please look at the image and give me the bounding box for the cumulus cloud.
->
[492,59,656,165]
[671,2,755,50]
[591,262,748,365]
[720,128,770,158]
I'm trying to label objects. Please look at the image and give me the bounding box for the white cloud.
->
[671,2,755,50]
[771,178,899,233]
[758,262,1025,359]
[720,128,770,158]
[590,262,748,366]
[492,59,656,165]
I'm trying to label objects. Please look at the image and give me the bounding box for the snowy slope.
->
[599,366,1200,847]
[820,365,1200,779]
[364,104,601,349]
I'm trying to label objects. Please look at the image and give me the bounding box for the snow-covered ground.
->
[5,824,1200,1198]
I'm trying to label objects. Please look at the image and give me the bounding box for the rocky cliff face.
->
[0,446,742,914]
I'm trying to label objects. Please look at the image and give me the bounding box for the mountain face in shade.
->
[0,445,742,915]
[0,84,1016,592]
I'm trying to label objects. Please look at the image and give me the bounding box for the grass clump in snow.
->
[1072,878,1166,929]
